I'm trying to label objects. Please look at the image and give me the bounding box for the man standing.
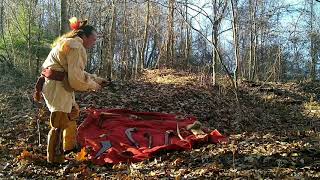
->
[34,17,107,164]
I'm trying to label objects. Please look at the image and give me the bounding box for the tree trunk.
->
[7,19,16,65]
[166,0,175,68]
[252,22,258,80]
[249,0,258,81]
[0,0,9,60]
[135,40,139,79]
[107,0,117,79]
[121,0,128,80]
[184,0,191,69]
[146,35,157,68]
[0,0,3,38]
[60,0,68,35]
[277,45,282,82]
[310,0,316,81]
[231,0,240,87]
[211,0,218,86]
[35,3,42,75]
[27,1,32,76]
[211,0,227,86]
[140,0,150,72]
[133,4,140,78]
[249,0,253,80]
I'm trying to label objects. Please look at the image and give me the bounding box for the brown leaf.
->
[172,158,184,166]
[18,150,32,160]
[112,163,127,171]
[75,147,87,161]
[175,174,181,180]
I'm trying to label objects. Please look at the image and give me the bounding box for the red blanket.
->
[77,109,226,165]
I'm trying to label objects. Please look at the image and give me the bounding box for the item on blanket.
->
[98,112,121,128]
[176,122,184,140]
[186,121,205,136]
[143,132,153,148]
[164,130,174,145]
[125,128,140,148]
[94,141,112,158]
[97,118,104,129]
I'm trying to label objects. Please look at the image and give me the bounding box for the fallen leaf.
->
[175,173,181,180]
[112,163,127,171]
[75,147,87,161]
[18,150,32,160]
[149,171,156,176]
[172,158,184,166]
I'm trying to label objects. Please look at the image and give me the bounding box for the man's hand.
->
[100,77,112,87]
[92,82,102,91]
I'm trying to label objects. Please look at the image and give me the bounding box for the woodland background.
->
[0,0,320,84]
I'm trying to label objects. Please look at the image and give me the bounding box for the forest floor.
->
[1,69,320,179]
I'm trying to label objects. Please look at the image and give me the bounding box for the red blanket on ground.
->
[77,109,226,165]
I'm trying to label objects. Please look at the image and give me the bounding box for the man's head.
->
[52,18,97,49]
[79,25,97,49]
[67,18,97,49]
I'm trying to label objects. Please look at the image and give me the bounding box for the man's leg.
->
[63,104,80,152]
[47,111,69,163]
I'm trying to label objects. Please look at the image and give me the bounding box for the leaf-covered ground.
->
[1,69,320,179]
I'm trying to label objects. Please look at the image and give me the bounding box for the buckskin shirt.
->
[41,36,103,113]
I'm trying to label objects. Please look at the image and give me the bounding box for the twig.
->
[37,117,41,146]
[33,101,42,146]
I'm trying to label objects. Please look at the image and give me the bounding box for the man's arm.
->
[67,48,101,91]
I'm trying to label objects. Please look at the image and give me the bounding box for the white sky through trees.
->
[187,0,319,45]
[185,0,319,73]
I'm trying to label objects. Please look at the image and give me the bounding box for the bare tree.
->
[166,0,175,67]
[121,0,129,80]
[231,0,240,87]
[184,0,191,69]
[309,0,317,81]
[0,0,3,38]
[60,0,68,35]
[211,0,228,85]
[0,0,9,60]
[140,0,150,72]
[248,0,257,81]
[107,0,117,79]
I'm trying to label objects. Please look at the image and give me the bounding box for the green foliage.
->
[0,1,57,77]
